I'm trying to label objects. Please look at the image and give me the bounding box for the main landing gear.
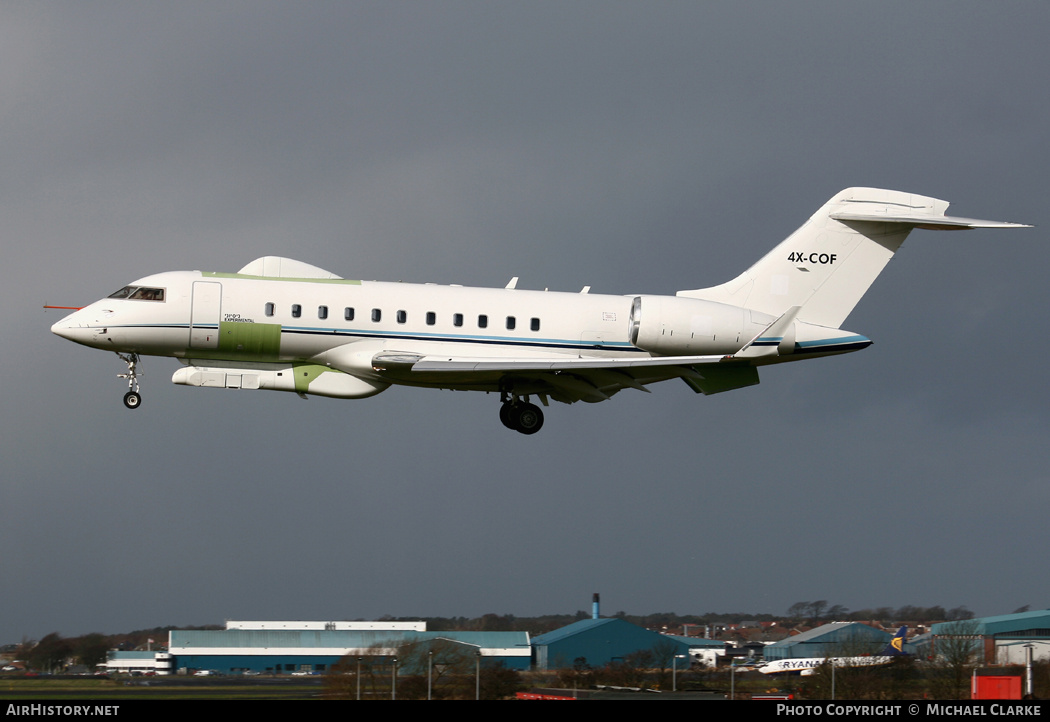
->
[117,352,143,410]
[499,394,544,435]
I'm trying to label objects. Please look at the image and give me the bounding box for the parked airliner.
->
[758,626,910,676]
[49,188,1028,434]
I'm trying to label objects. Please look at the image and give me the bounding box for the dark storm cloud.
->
[2,2,1047,642]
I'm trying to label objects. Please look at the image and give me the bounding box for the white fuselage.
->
[51,266,866,402]
[759,656,895,676]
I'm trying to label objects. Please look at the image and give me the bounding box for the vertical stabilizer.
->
[677,188,1028,328]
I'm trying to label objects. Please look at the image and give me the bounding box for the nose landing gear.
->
[117,352,143,409]
[499,393,544,435]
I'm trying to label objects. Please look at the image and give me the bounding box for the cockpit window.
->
[108,286,165,301]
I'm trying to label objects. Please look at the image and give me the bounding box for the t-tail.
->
[678,187,1030,328]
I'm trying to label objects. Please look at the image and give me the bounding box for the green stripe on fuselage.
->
[213,321,282,360]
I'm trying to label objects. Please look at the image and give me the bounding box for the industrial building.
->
[531,617,704,671]
[930,609,1050,665]
[105,614,713,676]
[106,620,530,675]
[761,622,898,661]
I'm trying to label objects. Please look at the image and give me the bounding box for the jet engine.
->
[628,295,788,356]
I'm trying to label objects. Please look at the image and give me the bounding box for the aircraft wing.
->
[369,350,760,403]
[363,306,808,401]
[381,352,728,372]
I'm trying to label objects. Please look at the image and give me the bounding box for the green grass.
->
[0,677,324,700]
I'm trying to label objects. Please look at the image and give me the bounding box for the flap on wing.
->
[681,364,760,395]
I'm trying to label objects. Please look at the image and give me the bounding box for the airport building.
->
[530,617,711,671]
[105,650,172,675]
[106,621,531,675]
[930,610,1050,665]
[761,622,897,661]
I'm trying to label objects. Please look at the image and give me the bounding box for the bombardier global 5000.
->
[50,188,1028,434]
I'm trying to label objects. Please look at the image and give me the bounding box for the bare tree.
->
[929,620,981,700]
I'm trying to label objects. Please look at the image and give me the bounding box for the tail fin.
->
[879,626,909,656]
[678,188,1029,328]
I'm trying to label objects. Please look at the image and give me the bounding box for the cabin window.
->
[371,308,381,322]
[531,317,540,331]
[397,310,407,324]
[426,311,436,325]
[318,305,328,320]
[265,302,275,317]
[131,287,164,301]
[478,314,488,329]
[291,304,302,318]
[344,307,355,321]
[506,316,516,330]
[453,313,463,327]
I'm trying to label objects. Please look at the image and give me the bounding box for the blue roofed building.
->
[167,628,532,673]
[931,609,1050,665]
[761,622,895,661]
[531,618,697,670]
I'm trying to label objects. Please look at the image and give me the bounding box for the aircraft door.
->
[190,281,222,348]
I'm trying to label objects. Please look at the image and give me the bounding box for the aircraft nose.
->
[51,315,78,340]
[50,311,96,345]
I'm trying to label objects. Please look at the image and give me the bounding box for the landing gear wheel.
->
[117,352,143,410]
[499,403,517,430]
[514,402,543,435]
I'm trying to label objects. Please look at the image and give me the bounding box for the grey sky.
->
[2,1,1047,642]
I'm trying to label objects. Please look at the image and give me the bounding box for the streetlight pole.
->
[673,654,686,692]
[1024,644,1034,698]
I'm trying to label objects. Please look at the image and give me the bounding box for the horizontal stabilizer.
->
[830,210,1030,230]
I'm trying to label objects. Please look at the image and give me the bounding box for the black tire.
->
[499,403,518,430]
[123,391,142,409]
[514,403,543,435]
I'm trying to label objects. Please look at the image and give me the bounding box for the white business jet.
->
[50,188,1028,434]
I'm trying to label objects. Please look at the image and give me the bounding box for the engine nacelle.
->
[628,295,781,356]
